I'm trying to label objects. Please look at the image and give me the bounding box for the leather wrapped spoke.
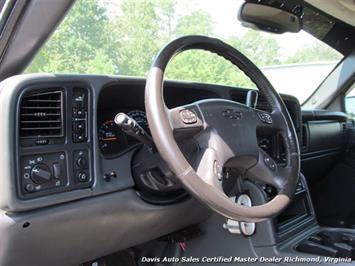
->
[168,104,204,140]
[194,148,224,191]
[245,148,288,192]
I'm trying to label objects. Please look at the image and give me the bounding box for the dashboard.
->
[0,73,349,266]
[0,75,302,211]
[97,79,302,163]
[4,74,345,213]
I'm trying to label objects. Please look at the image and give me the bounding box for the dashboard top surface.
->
[0,73,327,212]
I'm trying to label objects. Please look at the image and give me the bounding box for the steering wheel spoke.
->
[253,109,286,132]
[194,147,224,191]
[168,104,204,140]
[245,148,288,192]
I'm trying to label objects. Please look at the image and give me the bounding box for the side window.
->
[345,83,355,120]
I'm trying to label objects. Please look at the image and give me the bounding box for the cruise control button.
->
[264,156,276,170]
[180,109,197,124]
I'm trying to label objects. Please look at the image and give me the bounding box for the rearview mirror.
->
[238,3,302,34]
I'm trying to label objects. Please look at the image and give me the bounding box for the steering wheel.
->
[145,36,300,222]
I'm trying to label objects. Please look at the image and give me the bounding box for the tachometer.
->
[98,120,127,155]
[127,110,149,133]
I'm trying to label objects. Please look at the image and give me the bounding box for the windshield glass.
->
[26,0,343,104]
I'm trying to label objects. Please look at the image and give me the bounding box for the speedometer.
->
[98,120,127,155]
[127,110,149,133]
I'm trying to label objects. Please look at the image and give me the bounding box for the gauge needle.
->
[103,137,117,141]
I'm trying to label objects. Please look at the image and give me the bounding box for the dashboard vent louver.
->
[19,90,64,138]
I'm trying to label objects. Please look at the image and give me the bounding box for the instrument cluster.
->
[98,109,149,156]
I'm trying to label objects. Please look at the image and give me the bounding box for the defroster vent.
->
[20,90,64,138]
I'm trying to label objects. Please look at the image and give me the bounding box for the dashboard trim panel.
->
[0,74,302,211]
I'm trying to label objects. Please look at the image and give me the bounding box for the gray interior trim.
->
[0,189,210,266]
[303,48,355,109]
[0,0,74,81]
[0,0,27,60]
[255,226,355,266]
[0,74,136,211]
[302,110,348,122]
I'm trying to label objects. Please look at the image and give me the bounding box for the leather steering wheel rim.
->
[145,35,300,222]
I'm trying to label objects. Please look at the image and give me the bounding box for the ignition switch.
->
[223,194,256,236]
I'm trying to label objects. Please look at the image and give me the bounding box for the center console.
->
[256,174,355,263]
[251,174,355,264]
[282,179,355,260]
[297,230,355,259]
[274,179,315,242]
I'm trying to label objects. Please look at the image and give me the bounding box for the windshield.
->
[26,0,343,104]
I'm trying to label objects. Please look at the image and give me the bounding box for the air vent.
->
[20,90,64,138]
[230,92,246,104]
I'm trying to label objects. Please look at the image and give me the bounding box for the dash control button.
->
[25,183,35,193]
[180,109,197,124]
[77,172,88,182]
[77,157,87,168]
[53,163,61,179]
